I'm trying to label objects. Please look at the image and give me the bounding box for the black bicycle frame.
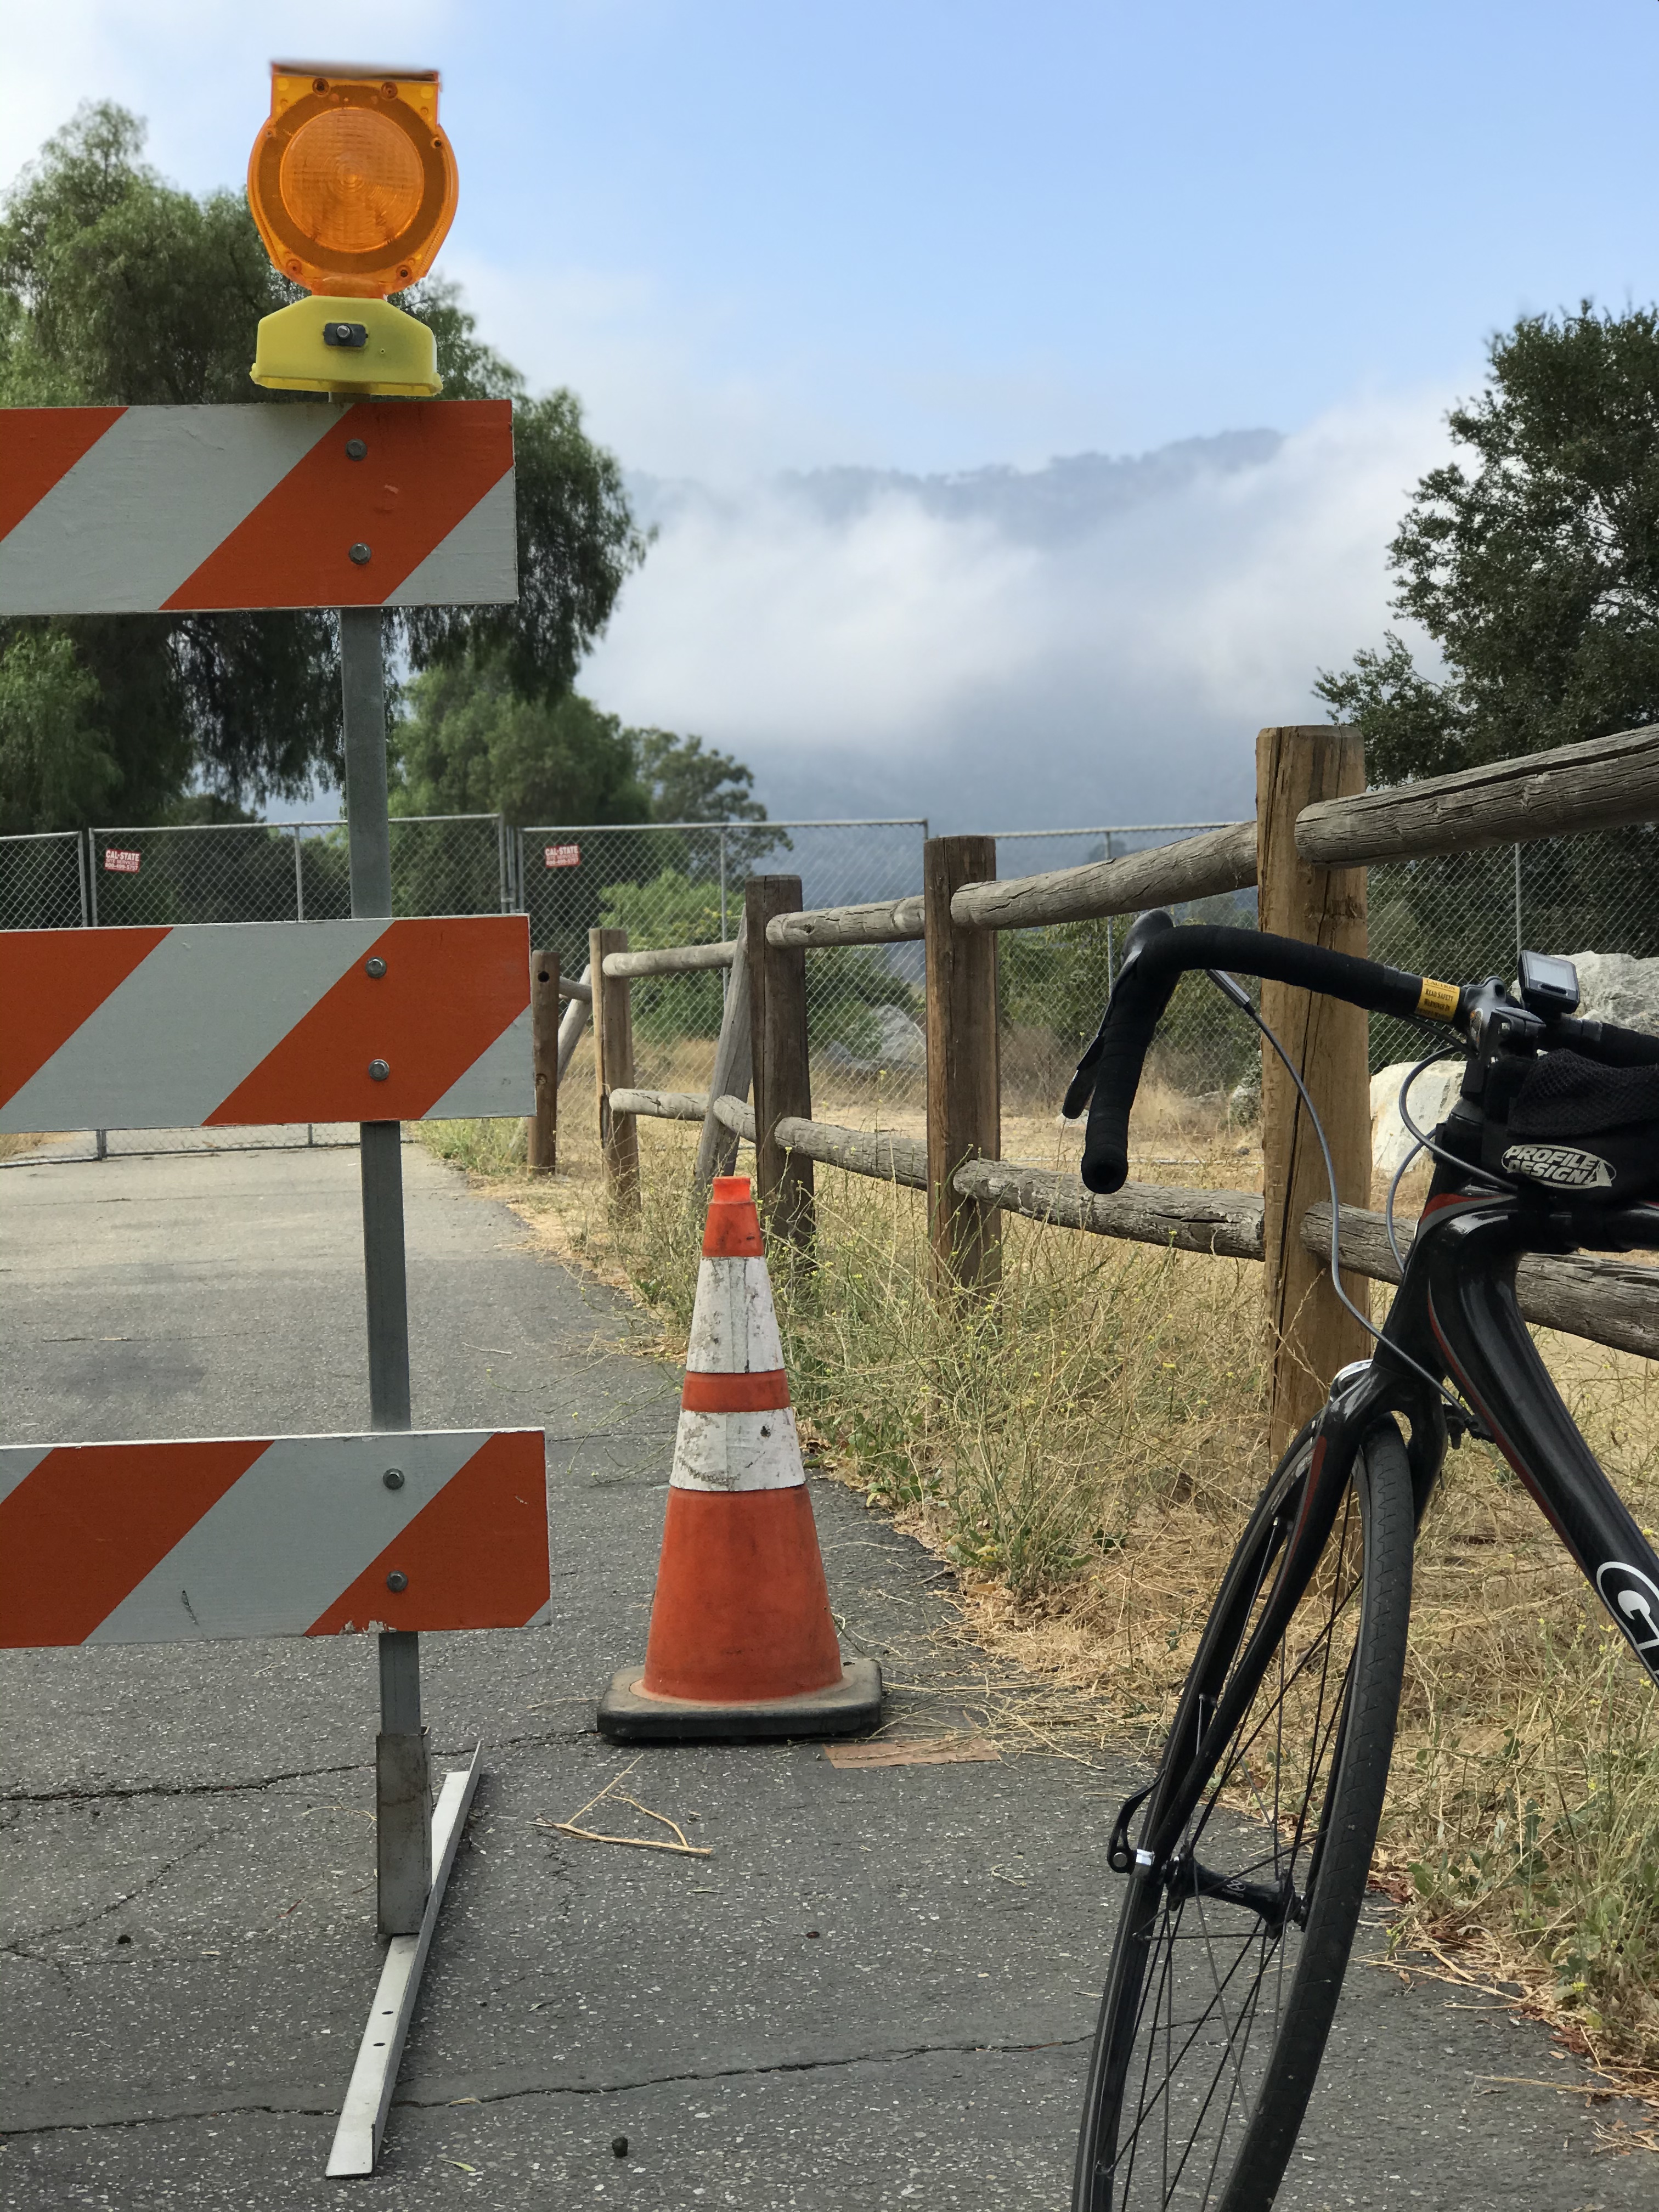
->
[1384,1189,1659,1689]
[1144,1186,1659,1865]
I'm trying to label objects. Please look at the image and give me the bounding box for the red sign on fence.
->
[103,849,140,874]
[544,844,580,869]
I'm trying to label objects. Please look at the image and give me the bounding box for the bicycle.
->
[1060,910,1659,2211]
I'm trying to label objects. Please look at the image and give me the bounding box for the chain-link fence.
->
[85,815,512,927]
[992,827,1259,1127]
[0,830,87,931]
[6,809,1658,1166]
[518,819,931,1112]
[1367,824,1659,1069]
[992,820,1659,1150]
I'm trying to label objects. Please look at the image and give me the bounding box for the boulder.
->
[1370,1059,1463,1178]
[873,1003,928,1070]
[1228,1056,1262,1124]
[816,1003,928,1078]
[1560,950,1659,1035]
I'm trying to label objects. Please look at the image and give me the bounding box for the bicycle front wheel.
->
[1074,1418,1415,2212]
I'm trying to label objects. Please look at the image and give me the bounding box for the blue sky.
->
[7,3,1659,820]
[8,1,1659,473]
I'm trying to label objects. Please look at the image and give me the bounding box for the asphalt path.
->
[0,1135,1651,2209]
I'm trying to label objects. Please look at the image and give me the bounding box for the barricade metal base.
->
[597,1659,883,1743]
[326,1744,484,2179]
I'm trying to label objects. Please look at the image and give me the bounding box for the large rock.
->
[873,1003,928,1069]
[816,1002,928,1077]
[1562,950,1659,1034]
[1370,1059,1464,1177]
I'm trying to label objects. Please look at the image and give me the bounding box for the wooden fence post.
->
[590,926,639,1210]
[556,962,591,1081]
[745,876,813,1254]
[527,946,558,1173]
[693,927,753,1201]
[1257,725,1370,1452]
[924,836,1000,1295]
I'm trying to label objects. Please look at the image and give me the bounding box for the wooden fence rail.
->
[553,718,1659,1415]
[766,895,926,949]
[555,962,590,1080]
[951,820,1258,935]
[602,940,736,979]
[1295,720,1659,866]
[600,1087,1659,1365]
[622,721,1659,965]
[607,1088,710,1123]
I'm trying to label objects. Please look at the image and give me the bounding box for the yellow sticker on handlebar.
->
[1417,977,1461,1022]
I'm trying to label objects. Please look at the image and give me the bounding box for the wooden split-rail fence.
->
[523,723,1659,1450]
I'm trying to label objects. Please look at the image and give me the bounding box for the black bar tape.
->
[1067,922,1426,1195]
[1554,1014,1659,1068]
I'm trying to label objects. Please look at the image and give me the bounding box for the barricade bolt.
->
[386,1570,408,1592]
[369,1058,390,1080]
[345,437,368,460]
[349,542,371,565]
[365,956,387,978]
[382,1468,404,1490]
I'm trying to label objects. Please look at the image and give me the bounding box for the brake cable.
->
[1205,969,1481,1426]
[1385,1048,1474,1273]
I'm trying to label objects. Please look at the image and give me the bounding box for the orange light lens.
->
[280,110,425,256]
[246,68,457,299]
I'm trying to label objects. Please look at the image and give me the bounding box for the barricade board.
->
[0,915,532,1130]
[0,400,515,613]
[0,1430,550,1646]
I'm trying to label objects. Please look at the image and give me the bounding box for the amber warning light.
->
[247,63,459,398]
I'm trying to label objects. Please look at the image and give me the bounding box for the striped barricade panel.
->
[0,401,515,614]
[0,915,532,1130]
[0,1430,550,1647]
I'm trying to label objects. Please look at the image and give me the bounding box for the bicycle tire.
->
[1074,1417,1415,2212]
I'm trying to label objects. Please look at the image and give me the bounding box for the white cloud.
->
[595,488,1037,735]
[0,3,454,201]
[583,388,1459,828]
[444,250,876,482]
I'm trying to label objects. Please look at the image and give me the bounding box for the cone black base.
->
[597,1658,883,1745]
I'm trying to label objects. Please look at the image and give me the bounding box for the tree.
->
[400,364,648,708]
[0,103,645,830]
[1318,304,1659,971]
[1317,303,1659,781]
[634,729,765,823]
[392,655,648,825]
[393,656,777,846]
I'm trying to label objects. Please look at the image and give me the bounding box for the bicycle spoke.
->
[1081,1436,1408,2211]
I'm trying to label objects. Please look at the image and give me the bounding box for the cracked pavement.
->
[2,1137,1654,2208]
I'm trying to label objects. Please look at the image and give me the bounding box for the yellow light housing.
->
[247,63,458,396]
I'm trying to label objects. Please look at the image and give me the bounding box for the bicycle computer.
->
[1517,949,1580,1017]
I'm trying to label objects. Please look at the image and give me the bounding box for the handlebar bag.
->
[1504,1050,1659,1199]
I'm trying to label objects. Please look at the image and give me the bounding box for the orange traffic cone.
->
[597,1176,883,1742]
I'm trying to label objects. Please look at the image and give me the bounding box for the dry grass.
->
[420,1066,1659,2097]
[0,1132,53,1161]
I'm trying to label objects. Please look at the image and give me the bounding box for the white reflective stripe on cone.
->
[686,1256,786,1375]
[670,1408,805,1493]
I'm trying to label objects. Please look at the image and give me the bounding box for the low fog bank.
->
[582,396,1451,832]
